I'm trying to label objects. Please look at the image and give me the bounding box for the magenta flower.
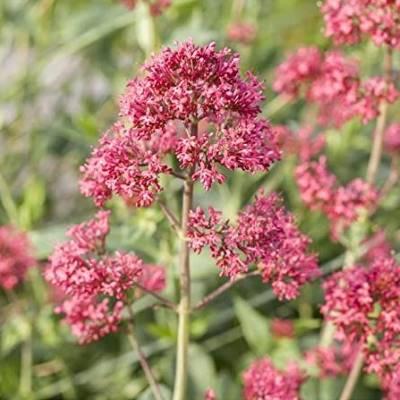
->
[227,22,257,44]
[295,156,378,239]
[384,123,400,154]
[138,264,166,293]
[204,388,217,400]
[243,358,304,400]
[271,319,295,339]
[321,0,400,48]
[322,255,400,391]
[0,225,35,291]
[46,211,154,343]
[81,41,280,206]
[187,191,319,300]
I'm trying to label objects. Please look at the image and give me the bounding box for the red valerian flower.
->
[271,319,295,338]
[243,358,304,400]
[81,41,280,206]
[321,0,400,48]
[0,225,35,291]
[139,264,166,292]
[46,212,151,343]
[295,156,378,239]
[204,388,217,400]
[120,0,171,16]
[187,191,319,300]
[274,48,399,127]
[322,255,400,393]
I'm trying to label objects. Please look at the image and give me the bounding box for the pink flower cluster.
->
[120,0,171,16]
[321,0,400,48]
[322,255,400,391]
[305,338,358,378]
[227,22,257,44]
[204,388,217,400]
[187,191,319,300]
[384,123,400,154]
[271,319,295,338]
[274,48,398,126]
[295,156,378,239]
[80,41,280,207]
[46,211,165,343]
[0,225,34,291]
[243,358,304,400]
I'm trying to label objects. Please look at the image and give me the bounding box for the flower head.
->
[243,358,304,400]
[227,22,257,44]
[321,0,400,48]
[187,191,319,300]
[384,123,400,154]
[81,41,280,206]
[0,225,35,290]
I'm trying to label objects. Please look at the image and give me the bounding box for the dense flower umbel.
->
[46,211,165,343]
[243,358,304,400]
[295,156,378,239]
[321,0,400,48]
[187,191,319,300]
[0,225,34,291]
[322,255,400,391]
[274,48,399,127]
[80,41,280,206]
[384,123,400,153]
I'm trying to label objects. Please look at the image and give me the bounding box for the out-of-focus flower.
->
[204,388,217,400]
[187,191,319,300]
[305,337,359,378]
[243,358,304,400]
[138,264,166,292]
[271,319,295,338]
[274,48,399,127]
[227,22,257,44]
[0,225,35,291]
[384,123,400,154]
[120,0,171,16]
[81,41,280,206]
[295,156,378,239]
[321,0,400,48]
[275,125,325,162]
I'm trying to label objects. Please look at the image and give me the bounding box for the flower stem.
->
[172,124,196,400]
[338,350,364,400]
[126,309,164,400]
[193,271,260,311]
[366,47,393,184]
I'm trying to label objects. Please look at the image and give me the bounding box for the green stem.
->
[338,351,364,400]
[366,47,393,184]
[172,124,196,400]
[127,309,164,400]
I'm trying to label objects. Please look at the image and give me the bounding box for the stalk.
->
[172,123,196,400]
[338,351,364,400]
[366,47,393,184]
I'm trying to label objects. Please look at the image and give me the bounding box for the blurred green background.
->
[1,0,399,399]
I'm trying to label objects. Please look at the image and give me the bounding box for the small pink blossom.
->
[0,225,35,290]
[204,388,217,400]
[139,264,166,292]
[227,22,257,44]
[243,358,304,400]
[384,123,400,154]
[271,319,295,338]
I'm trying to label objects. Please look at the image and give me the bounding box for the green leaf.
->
[233,297,271,355]
[1,314,31,355]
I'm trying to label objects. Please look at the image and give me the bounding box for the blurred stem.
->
[134,282,177,311]
[172,123,196,400]
[193,271,260,311]
[19,336,32,398]
[339,351,364,400]
[366,47,393,184]
[126,308,164,400]
[0,171,19,226]
[232,0,245,20]
[158,201,182,235]
[381,156,399,196]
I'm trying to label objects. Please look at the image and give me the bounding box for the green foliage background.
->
[0,0,399,399]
